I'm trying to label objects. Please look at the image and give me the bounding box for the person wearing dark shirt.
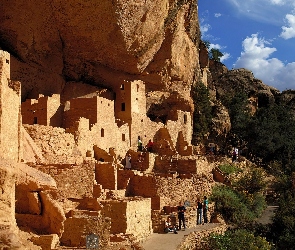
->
[203,196,209,223]
[197,199,203,225]
[177,201,186,230]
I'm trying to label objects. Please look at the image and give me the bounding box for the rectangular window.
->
[121,103,125,111]
[122,134,125,141]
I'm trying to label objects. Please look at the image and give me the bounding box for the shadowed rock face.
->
[0,0,200,111]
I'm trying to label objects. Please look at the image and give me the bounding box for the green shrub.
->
[219,164,241,175]
[206,229,272,250]
[192,81,212,143]
[233,168,267,194]
[271,188,295,249]
[210,185,266,225]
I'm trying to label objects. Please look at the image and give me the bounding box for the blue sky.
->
[199,0,295,91]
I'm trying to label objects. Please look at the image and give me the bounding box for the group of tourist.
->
[124,136,154,170]
[165,196,209,234]
[137,136,154,152]
[196,196,209,225]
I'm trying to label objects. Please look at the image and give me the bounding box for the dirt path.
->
[142,206,278,250]
[256,205,278,225]
[142,223,221,250]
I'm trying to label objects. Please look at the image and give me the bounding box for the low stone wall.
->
[60,210,111,248]
[176,224,228,250]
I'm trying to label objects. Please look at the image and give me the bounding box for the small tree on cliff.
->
[202,40,224,62]
[192,81,212,144]
[209,48,224,62]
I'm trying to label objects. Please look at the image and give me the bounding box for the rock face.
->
[208,61,280,108]
[0,0,200,113]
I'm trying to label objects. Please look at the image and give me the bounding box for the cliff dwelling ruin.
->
[0,1,230,249]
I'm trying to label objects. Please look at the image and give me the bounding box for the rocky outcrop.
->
[0,161,19,248]
[209,62,280,108]
[15,163,66,237]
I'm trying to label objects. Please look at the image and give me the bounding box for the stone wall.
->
[0,50,21,161]
[95,162,117,190]
[35,162,95,201]
[155,173,214,211]
[114,80,146,123]
[64,96,99,128]
[101,198,152,241]
[23,124,80,164]
[15,192,65,236]
[127,175,160,210]
[21,94,62,127]
[154,155,197,174]
[166,110,193,149]
[66,114,130,160]
[176,224,228,250]
[60,210,111,248]
[126,198,152,240]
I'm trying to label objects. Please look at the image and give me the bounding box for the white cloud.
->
[200,23,211,35]
[214,13,222,18]
[234,34,295,90]
[280,13,295,39]
[209,43,222,50]
[220,53,231,62]
[270,0,285,5]
[225,0,293,25]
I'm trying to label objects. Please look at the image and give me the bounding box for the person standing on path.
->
[197,199,203,225]
[177,201,186,230]
[137,136,143,152]
[203,196,209,223]
[125,154,131,170]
